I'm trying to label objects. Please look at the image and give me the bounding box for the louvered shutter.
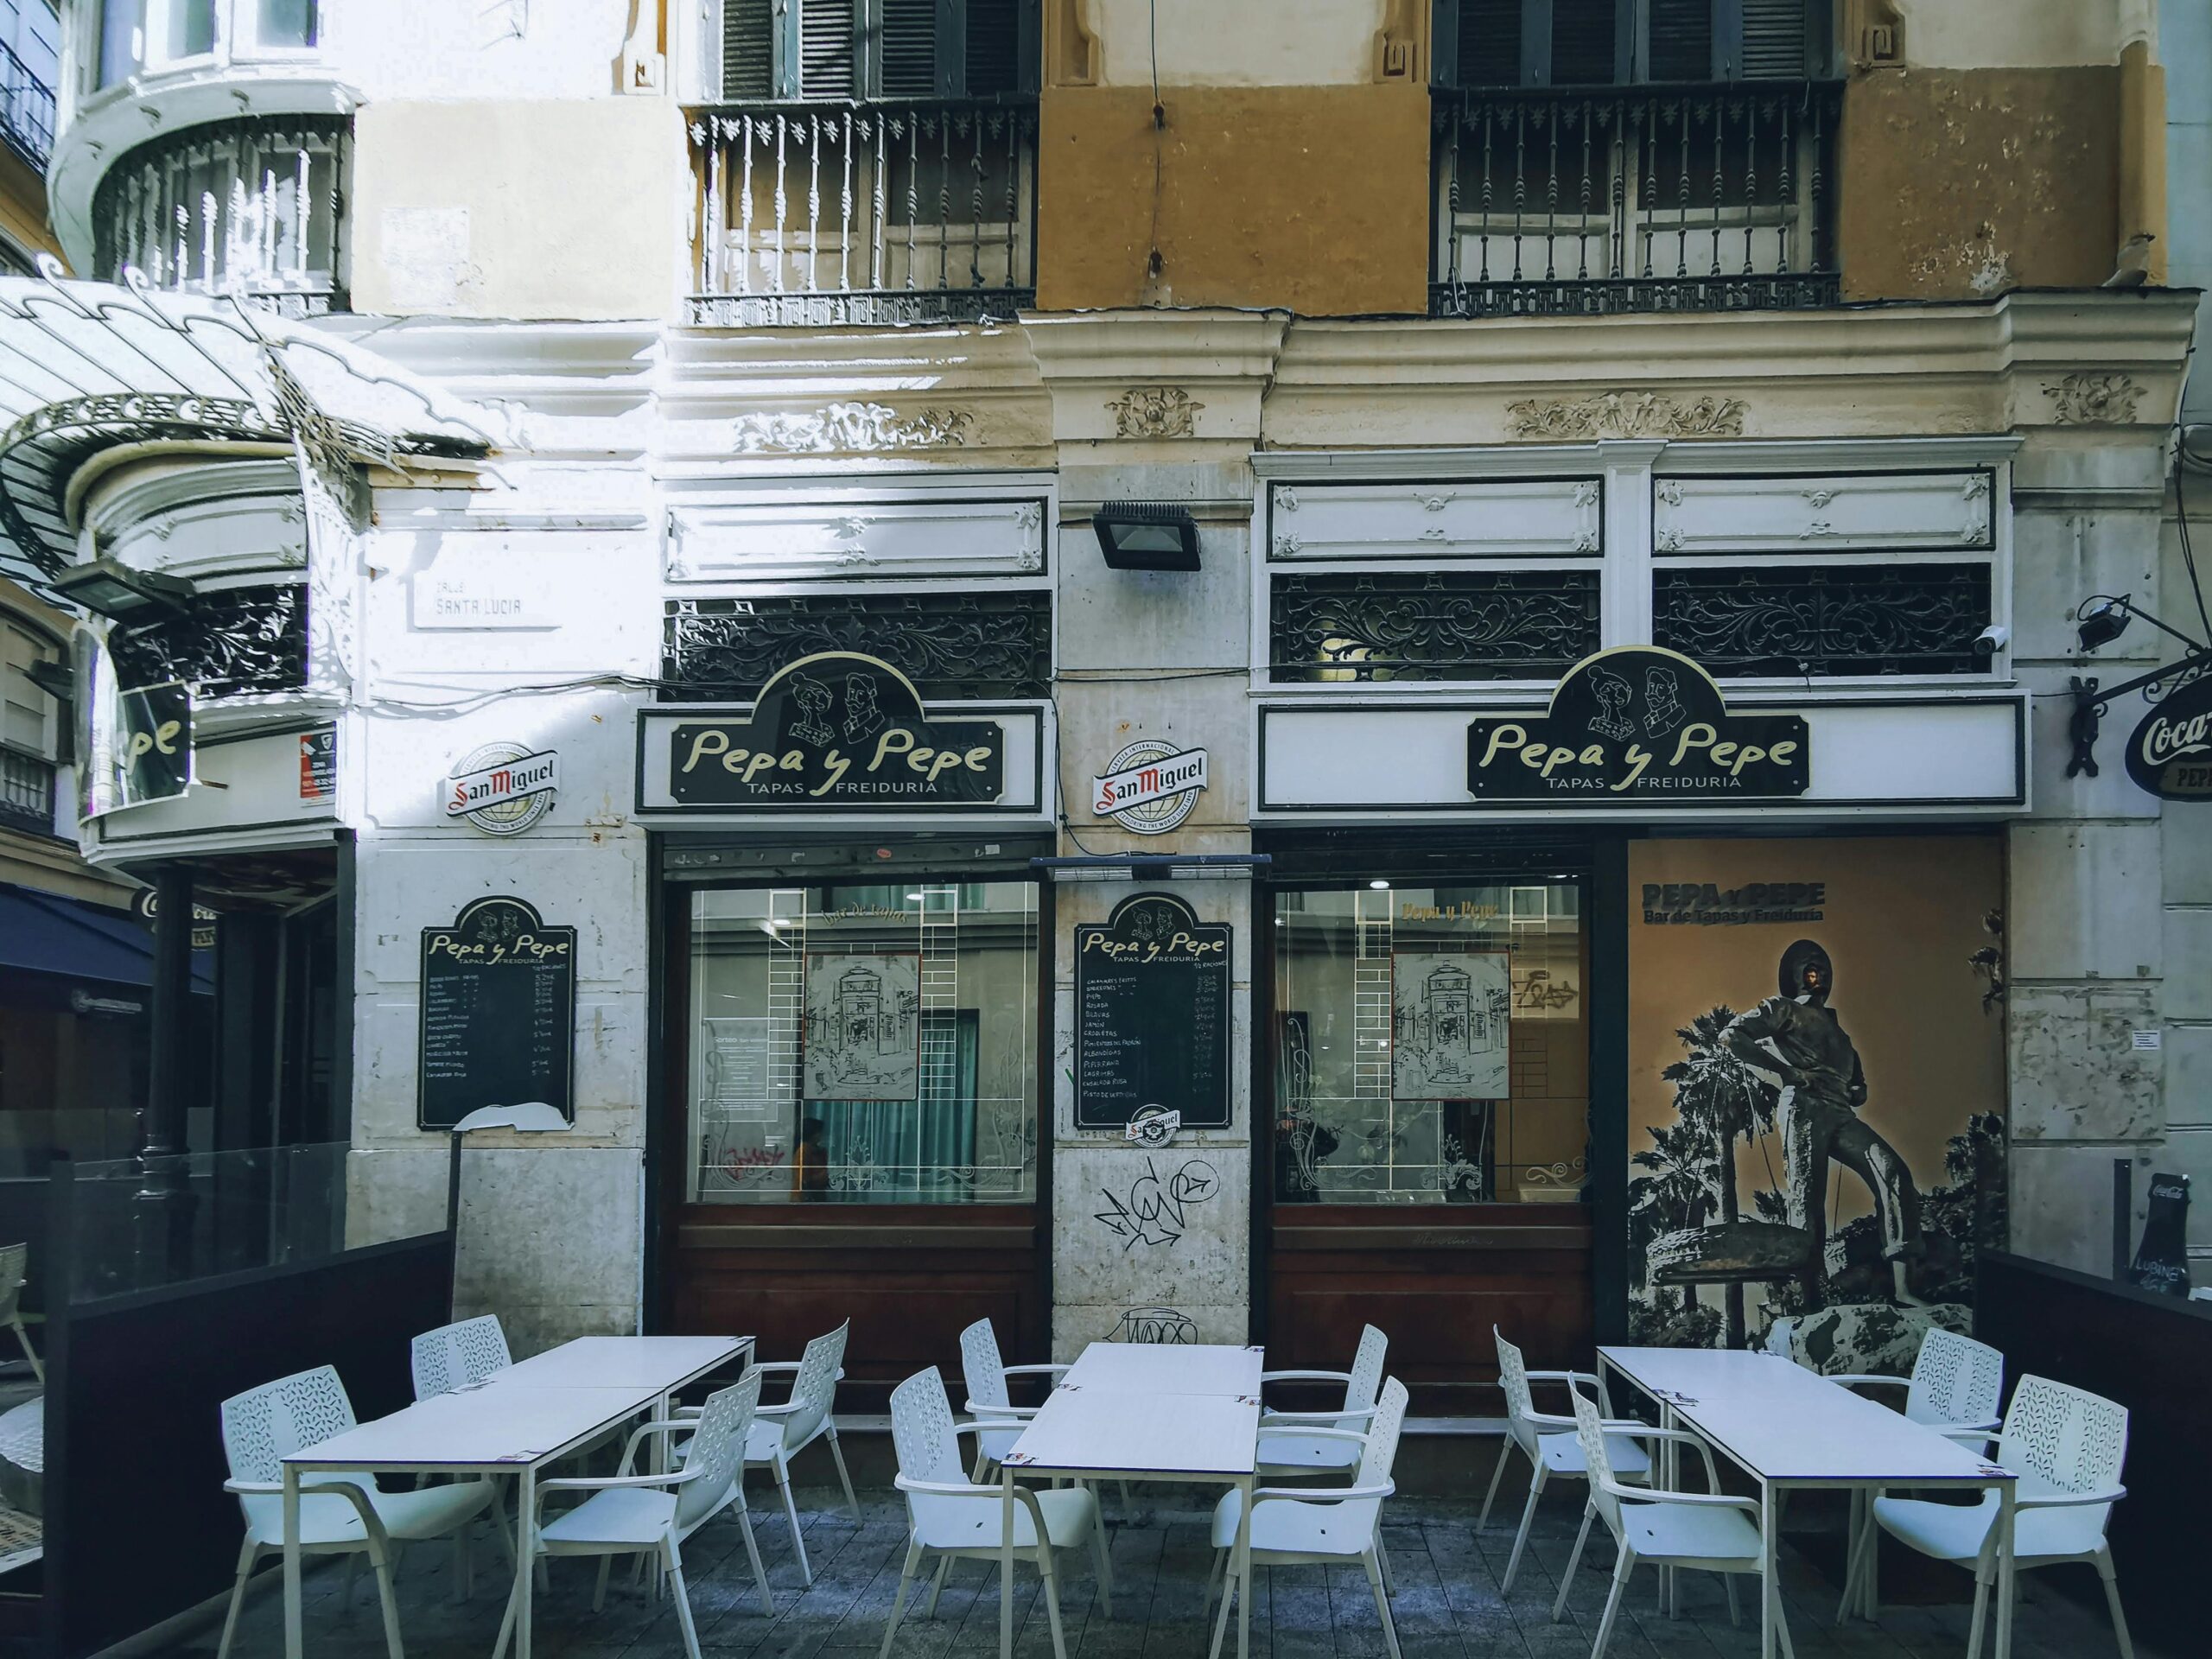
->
[1449,0,1522,87]
[1551,0,1618,85]
[963,0,1023,96]
[1738,0,1808,78]
[719,0,775,99]
[798,0,861,98]
[1647,0,1712,79]
[879,0,938,97]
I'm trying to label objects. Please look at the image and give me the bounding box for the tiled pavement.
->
[196,1480,2164,1659]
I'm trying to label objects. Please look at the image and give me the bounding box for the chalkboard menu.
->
[1075,892,1231,1131]
[417,895,577,1130]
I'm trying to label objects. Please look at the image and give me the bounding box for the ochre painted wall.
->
[1036,83,1430,315]
[0,148,60,268]
[1840,67,2121,300]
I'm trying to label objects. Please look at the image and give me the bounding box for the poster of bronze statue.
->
[801,953,920,1102]
[1625,838,2006,1373]
[1390,950,1510,1100]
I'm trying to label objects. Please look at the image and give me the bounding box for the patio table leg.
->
[1758,1479,1777,1659]
[1993,1478,2016,1659]
[517,1463,537,1659]
[283,1465,303,1659]
[1233,1472,1255,1659]
[1001,1462,1015,1659]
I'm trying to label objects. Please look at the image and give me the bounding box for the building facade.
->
[14,0,2204,1396]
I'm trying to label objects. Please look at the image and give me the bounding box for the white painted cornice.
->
[1020,308,1291,442]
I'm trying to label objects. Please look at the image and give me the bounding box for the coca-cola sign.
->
[2124,672,2212,801]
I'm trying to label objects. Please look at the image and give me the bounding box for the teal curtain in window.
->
[813,1010,977,1202]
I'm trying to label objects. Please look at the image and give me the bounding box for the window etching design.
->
[1652,563,1992,677]
[662,592,1052,701]
[109,582,307,699]
[1269,570,1599,683]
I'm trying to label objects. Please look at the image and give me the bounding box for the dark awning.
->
[0,882,213,995]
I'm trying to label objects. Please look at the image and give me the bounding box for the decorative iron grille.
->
[1429,83,1841,318]
[92,115,350,316]
[1269,570,1600,683]
[662,592,1052,700]
[689,100,1038,326]
[0,39,54,171]
[0,746,52,836]
[1653,564,1993,677]
[110,583,308,700]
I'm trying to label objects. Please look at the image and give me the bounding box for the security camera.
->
[1973,625,2009,656]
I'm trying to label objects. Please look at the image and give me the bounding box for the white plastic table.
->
[1597,1346,2018,1659]
[998,1344,1264,1659]
[279,1333,750,1659]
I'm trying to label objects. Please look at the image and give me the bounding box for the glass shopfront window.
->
[684,880,1038,1205]
[1272,878,1587,1204]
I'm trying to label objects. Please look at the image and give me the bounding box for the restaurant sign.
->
[2124,672,2212,801]
[649,652,1007,810]
[1466,647,1808,804]
[82,679,193,819]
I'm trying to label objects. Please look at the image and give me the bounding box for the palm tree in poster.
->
[1660,1007,1780,1345]
[1629,1119,1720,1311]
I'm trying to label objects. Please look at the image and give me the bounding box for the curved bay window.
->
[1273,879,1587,1205]
[683,880,1038,1205]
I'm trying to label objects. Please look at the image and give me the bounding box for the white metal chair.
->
[879,1365,1112,1659]
[1203,1376,1411,1659]
[493,1373,765,1659]
[740,1320,859,1583]
[1827,1325,2005,1623]
[1480,1326,1650,1593]
[216,1364,500,1659]
[958,1315,1070,1478]
[410,1313,512,1399]
[0,1245,38,1382]
[1255,1322,1388,1477]
[1851,1373,2133,1659]
[1556,1389,1792,1659]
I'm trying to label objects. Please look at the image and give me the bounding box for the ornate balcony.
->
[0,745,54,836]
[688,99,1038,327]
[1430,82,1842,319]
[90,115,348,316]
[0,40,54,172]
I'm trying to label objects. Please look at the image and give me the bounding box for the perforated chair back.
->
[959,1317,1008,1413]
[1494,1326,1541,1456]
[1357,1376,1411,1488]
[1999,1374,2129,1517]
[1344,1323,1388,1416]
[1907,1327,2004,1428]
[675,1370,762,1534]
[1571,1389,1629,1541]
[222,1365,358,1488]
[410,1313,512,1400]
[778,1319,848,1447]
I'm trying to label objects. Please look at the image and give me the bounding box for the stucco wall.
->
[348,99,683,321]
[1036,84,1429,315]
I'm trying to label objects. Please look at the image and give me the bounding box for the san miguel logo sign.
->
[2125,673,2212,801]
[655,652,1007,809]
[1467,647,1809,804]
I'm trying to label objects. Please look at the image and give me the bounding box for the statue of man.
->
[1723,939,1924,1306]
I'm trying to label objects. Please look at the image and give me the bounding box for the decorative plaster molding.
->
[1107,386,1205,439]
[729,401,974,454]
[1507,392,1748,442]
[2042,373,2144,426]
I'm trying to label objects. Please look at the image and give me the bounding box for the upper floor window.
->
[1436,0,1825,87]
[0,1,57,167]
[714,0,1036,102]
[95,0,317,88]
[1,614,59,837]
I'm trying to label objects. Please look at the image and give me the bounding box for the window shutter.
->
[1738,0,1808,78]
[963,0,1024,97]
[878,0,938,97]
[1551,0,1618,85]
[1648,0,1712,79]
[798,0,861,98]
[1452,0,1522,87]
[719,0,775,99]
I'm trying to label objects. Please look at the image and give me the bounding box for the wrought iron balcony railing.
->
[92,116,349,316]
[689,99,1038,327]
[0,40,54,171]
[1431,82,1842,319]
[0,746,54,836]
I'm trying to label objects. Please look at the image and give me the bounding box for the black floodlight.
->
[49,556,193,621]
[1092,502,1200,571]
[2075,595,2133,652]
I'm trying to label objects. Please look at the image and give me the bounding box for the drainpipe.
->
[133,861,196,1284]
